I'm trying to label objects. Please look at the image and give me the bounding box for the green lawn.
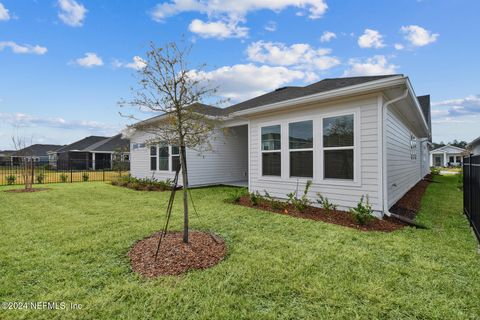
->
[1,175,479,319]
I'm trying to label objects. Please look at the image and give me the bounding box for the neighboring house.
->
[0,150,15,166]
[126,75,431,216]
[50,134,130,170]
[467,136,480,155]
[11,144,62,165]
[429,145,466,167]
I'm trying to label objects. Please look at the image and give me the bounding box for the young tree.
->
[11,133,34,190]
[120,41,223,243]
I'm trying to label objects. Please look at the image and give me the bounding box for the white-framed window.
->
[289,120,313,178]
[150,146,157,171]
[171,146,180,171]
[261,125,281,176]
[410,134,417,160]
[158,145,169,171]
[132,143,146,150]
[322,114,355,180]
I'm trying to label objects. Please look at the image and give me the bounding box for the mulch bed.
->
[128,231,226,277]
[236,197,406,232]
[389,176,432,220]
[4,188,51,193]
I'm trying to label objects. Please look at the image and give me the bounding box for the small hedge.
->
[111,175,174,191]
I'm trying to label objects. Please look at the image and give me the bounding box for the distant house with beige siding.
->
[126,75,431,217]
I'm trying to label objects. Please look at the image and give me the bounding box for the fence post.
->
[469,154,472,226]
[70,159,73,183]
[103,163,105,181]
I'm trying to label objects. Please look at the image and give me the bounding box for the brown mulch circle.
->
[4,188,51,193]
[236,197,406,232]
[390,176,432,220]
[128,231,227,277]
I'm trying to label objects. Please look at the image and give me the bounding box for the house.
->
[429,145,466,167]
[0,150,15,166]
[467,136,480,155]
[50,134,130,170]
[126,74,431,216]
[11,144,63,166]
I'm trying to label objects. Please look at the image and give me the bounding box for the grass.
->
[0,175,479,319]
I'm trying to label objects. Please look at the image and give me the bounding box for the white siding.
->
[385,106,422,208]
[129,125,248,186]
[249,96,382,212]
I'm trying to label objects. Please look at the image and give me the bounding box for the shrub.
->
[316,193,337,213]
[82,173,89,182]
[287,180,312,212]
[60,173,68,183]
[249,191,263,206]
[264,190,286,210]
[6,175,16,185]
[111,175,173,191]
[430,167,441,176]
[350,195,374,225]
[225,188,248,204]
[36,173,45,184]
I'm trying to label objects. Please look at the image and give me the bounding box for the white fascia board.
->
[230,76,406,117]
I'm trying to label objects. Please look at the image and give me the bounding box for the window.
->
[123,154,130,161]
[261,125,281,176]
[410,135,417,160]
[171,146,180,171]
[159,146,169,170]
[132,143,146,150]
[449,156,454,163]
[456,156,462,163]
[150,146,157,171]
[323,114,354,180]
[289,120,313,177]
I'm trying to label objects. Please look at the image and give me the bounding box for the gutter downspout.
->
[381,89,428,228]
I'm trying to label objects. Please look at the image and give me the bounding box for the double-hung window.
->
[159,145,169,170]
[171,146,180,171]
[289,120,313,177]
[150,146,157,171]
[261,125,281,176]
[323,114,354,180]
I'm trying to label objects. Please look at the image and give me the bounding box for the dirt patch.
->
[389,177,432,220]
[236,197,406,232]
[4,188,51,193]
[128,231,226,277]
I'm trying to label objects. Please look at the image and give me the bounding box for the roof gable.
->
[430,145,466,153]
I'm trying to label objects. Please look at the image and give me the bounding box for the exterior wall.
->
[248,96,382,212]
[472,144,480,155]
[385,106,422,208]
[420,140,430,177]
[129,125,248,186]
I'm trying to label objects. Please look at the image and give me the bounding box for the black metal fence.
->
[0,159,130,186]
[464,154,480,242]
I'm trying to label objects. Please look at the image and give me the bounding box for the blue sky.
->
[0,0,479,149]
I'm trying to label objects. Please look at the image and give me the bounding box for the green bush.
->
[111,175,173,191]
[6,175,16,185]
[350,195,374,225]
[225,188,248,204]
[264,190,287,210]
[430,167,441,176]
[82,173,89,182]
[249,191,263,206]
[316,193,337,213]
[60,173,68,183]
[36,173,45,184]
[287,180,312,212]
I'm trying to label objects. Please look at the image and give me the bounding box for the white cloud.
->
[432,95,480,118]
[0,112,117,133]
[74,52,103,68]
[188,19,248,39]
[343,55,397,76]
[112,56,147,70]
[0,2,10,21]
[320,31,336,42]
[394,43,404,50]
[189,63,307,101]
[246,41,340,72]
[400,25,438,47]
[58,0,87,27]
[0,41,47,55]
[264,21,277,32]
[358,29,385,48]
[151,0,328,22]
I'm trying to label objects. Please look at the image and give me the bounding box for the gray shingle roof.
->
[89,134,130,152]
[55,136,108,153]
[13,144,63,157]
[417,95,431,132]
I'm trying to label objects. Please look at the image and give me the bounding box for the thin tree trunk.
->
[180,143,189,243]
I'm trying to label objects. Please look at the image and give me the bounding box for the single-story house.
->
[11,144,63,166]
[126,74,431,217]
[50,134,130,170]
[0,150,15,166]
[467,136,480,155]
[429,145,466,167]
